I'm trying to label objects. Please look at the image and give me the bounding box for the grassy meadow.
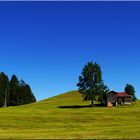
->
[0,90,140,139]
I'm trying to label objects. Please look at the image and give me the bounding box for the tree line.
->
[0,72,36,107]
[77,61,137,106]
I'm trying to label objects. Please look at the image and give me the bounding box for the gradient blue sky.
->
[0,1,140,101]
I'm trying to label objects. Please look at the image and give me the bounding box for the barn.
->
[107,91,132,107]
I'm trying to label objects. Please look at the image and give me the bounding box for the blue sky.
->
[0,1,140,101]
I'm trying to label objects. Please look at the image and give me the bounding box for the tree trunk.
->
[91,99,94,107]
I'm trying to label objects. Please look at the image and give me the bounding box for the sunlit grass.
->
[0,91,140,139]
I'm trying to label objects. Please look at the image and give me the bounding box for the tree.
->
[9,74,19,106]
[24,84,36,104]
[8,75,36,106]
[0,72,36,107]
[97,84,109,105]
[16,80,36,105]
[0,72,9,107]
[77,61,108,107]
[125,84,137,101]
[17,80,26,105]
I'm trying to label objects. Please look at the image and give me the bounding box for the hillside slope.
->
[0,90,140,139]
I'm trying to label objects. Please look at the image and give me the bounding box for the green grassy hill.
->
[0,90,140,139]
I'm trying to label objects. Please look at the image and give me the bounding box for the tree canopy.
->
[0,72,9,107]
[77,61,108,106]
[0,72,36,107]
[125,84,137,101]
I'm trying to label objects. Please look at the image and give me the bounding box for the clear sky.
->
[0,1,140,101]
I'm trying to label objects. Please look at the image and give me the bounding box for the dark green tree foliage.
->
[0,72,36,107]
[14,79,36,106]
[97,84,109,105]
[9,75,19,106]
[125,84,137,101]
[17,80,26,105]
[16,82,36,105]
[0,72,9,107]
[77,61,108,106]
[23,84,36,104]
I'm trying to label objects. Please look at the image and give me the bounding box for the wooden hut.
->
[107,91,132,107]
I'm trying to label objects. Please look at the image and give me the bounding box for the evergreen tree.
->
[0,72,36,107]
[19,79,26,87]
[0,72,9,107]
[16,80,36,105]
[77,61,108,106]
[17,80,26,105]
[8,75,36,106]
[9,74,19,106]
[24,84,36,104]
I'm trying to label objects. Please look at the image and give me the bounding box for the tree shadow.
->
[58,104,105,109]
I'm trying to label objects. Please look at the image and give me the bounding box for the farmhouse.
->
[107,91,132,107]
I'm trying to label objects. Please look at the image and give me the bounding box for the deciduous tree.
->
[77,61,108,106]
[125,84,137,101]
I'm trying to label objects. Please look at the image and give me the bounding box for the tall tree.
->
[77,61,107,106]
[9,75,19,106]
[125,84,137,101]
[17,80,26,105]
[9,76,36,106]
[24,84,36,104]
[0,72,9,107]
[0,72,36,107]
[16,81,36,105]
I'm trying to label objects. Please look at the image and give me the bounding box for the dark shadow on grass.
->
[58,104,105,109]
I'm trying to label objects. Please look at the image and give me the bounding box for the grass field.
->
[0,90,140,139]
